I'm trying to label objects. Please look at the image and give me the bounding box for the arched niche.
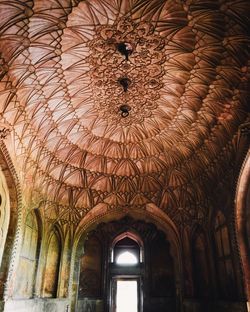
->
[191,228,210,299]
[14,210,41,298]
[71,204,181,312]
[42,229,61,298]
[213,211,237,300]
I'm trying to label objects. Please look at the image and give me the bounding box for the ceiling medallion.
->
[88,18,166,125]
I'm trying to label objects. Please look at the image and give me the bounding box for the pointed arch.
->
[70,202,181,312]
[111,231,144,263]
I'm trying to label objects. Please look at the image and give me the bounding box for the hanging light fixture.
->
[117,42,133,61]
[119,104,131,118]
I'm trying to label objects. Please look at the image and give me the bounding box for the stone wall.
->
[144,297,176,312]
[76,299,103,312]
[183,300,248,312]
[0,301,4,312]
[4,299,69,312]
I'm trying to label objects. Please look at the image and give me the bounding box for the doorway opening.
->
[110,233,143,312]
[77,218,178,312]
[115,279,138,312]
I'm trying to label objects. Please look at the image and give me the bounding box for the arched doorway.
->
[76,217,178,312]
[109,234,143,312]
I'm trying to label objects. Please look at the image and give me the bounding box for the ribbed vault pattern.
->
[0,0,249,226]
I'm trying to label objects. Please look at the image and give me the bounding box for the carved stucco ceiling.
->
[0,0,249,225]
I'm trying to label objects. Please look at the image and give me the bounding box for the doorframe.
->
[109,275,143,312]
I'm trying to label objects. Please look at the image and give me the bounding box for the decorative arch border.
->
[0,141,22,299]
[235,149,250,301]
[111,231,144,250]
[69,202,182,311]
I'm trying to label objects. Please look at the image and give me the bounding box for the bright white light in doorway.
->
[116,251,138,265]
[116,280,138,312]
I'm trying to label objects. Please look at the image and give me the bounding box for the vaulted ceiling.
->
[0,0,249,227]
